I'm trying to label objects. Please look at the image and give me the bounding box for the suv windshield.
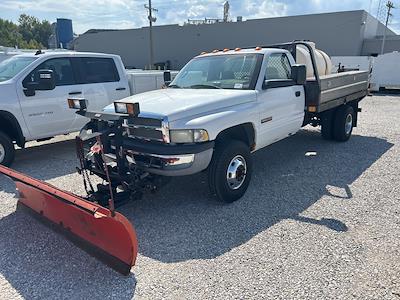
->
[171,53,262,90]
[0,56,37,82]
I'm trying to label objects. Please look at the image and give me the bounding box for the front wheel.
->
[0,132,16,167]
[207,140,252,203]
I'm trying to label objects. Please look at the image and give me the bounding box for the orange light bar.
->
[223,48,229,52]
[234,47,241,51]
[255,46,262,51]
[200,51,207,55]
[212,49,219,53]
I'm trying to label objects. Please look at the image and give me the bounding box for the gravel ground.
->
[0,94,399,300]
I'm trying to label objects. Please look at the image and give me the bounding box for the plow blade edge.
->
[0,165,138,275]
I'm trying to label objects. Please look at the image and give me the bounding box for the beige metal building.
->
[73,10,399,69]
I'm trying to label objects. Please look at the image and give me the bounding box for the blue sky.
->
[0,0,399,34]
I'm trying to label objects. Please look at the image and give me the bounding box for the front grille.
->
[127,127,164,140]
[124,117,166,142]
[129,117,162,127]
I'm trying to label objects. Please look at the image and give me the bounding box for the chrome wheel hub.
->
[226,155,247,190]
[345,113,353,135]
[0,143,5,163]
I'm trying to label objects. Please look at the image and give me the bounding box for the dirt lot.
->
[0,94,399,299]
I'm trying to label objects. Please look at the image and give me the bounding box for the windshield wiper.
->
[189,84,222,89]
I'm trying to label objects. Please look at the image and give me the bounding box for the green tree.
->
[0,19,24,48]
[18,14,52,48]
[0,14,52,49]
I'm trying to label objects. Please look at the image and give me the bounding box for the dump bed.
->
[266,41,369,113]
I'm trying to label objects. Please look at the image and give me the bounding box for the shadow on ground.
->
[0,129,393,298]
[126,130,393,262]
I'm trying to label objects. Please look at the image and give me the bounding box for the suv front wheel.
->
[0,132,15,167]
[207,140,252,203]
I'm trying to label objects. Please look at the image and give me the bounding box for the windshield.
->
[0,56,37,82]
[170,53,262,90]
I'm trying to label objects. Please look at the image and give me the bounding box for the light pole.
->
[381,1,395,55]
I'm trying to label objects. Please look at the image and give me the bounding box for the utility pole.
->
[381,1,395,55]
[223,1,230,22]
[145,0,157,69]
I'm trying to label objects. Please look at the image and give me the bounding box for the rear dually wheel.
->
[333,105,354,142]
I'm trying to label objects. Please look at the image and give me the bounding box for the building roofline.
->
[78,10,370,36]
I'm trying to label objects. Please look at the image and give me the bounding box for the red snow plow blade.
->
[0,165,138,275]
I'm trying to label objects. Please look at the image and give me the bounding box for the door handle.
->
[295,91,301,97]
[116,87,126,91]
[69,91,82,95]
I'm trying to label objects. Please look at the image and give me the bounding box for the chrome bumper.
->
[125,148,214,176]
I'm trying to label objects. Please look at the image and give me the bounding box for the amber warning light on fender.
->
[68,98,87,110]
[114,102,140,117]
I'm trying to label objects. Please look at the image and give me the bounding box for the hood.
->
[107,88,257,121]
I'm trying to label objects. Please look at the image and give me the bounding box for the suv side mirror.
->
[291,64,306,85]
[37,69,56,90]
[163,71,172,86]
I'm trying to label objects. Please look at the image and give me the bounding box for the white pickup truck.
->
[72,41,369,204]
[0,51,175,166]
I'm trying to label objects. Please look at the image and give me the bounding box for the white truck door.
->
[70,57,130,131]
[17,57,84,139]
[256,53,305,148]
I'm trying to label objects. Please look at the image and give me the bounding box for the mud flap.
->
[0,165,138,275]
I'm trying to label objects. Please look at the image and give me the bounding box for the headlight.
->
[170,129,209,143]
[68,98,87,110]
[114,102,140,116]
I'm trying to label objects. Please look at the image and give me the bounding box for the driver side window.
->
[265,53,292,80]
[23,58,76,88]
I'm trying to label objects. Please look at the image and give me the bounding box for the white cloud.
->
[0,0,398,34]
[238,0,288,19]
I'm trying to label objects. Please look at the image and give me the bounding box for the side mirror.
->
[291,64,306,85]
[37,69,56,90]
[163,71,171,86]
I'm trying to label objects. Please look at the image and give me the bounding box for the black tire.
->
[320,113,334,140]
[0,132,15,167]
[208,140,252,203]
[333,105,354,142]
